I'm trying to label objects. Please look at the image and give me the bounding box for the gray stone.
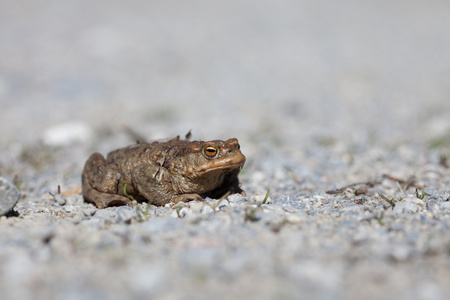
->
[116,206,136,224]
[273,195,304,210]
[0,177,21,216]
[83,208,96,217]
[65,195,83,205]
[51,193,66,205]
[201,205,214,214]
[424,188,441,198]
[64,205,74,213]
[444,189,450,201]
[227,193,246,204]
[81,217,105,230]
[218,199,229,210]
[94,208,118,220]
[394,201,419,214]
[426,200,440,214]
[438,201,450,211]
[171,207,191,218]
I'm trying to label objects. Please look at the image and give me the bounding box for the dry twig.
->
[382,174,424,190]
[325,180,380,195]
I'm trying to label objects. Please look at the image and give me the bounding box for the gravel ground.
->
[1,1,450,299]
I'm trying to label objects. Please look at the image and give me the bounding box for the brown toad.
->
[81,135,246,208]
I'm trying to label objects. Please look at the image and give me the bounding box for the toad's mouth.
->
[195,162,244,175]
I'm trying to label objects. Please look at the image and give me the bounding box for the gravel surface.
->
[1,1,450,299]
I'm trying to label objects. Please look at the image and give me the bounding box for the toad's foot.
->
[84,189,133,209]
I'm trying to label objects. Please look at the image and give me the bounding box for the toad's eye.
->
[237,143,240,150]
[203,145,218,158]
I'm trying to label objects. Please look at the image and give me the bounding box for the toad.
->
[82,135,246,208]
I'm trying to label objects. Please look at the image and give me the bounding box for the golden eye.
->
[203,145,218,157]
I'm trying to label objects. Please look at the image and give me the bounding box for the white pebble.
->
[42,121,93,146]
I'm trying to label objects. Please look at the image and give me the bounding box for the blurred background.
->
[1,0,450,157]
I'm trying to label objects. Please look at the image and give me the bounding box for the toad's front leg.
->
[207,173,246,199]
[131,164,202,206]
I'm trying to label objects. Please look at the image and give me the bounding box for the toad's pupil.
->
[205,147,217,155]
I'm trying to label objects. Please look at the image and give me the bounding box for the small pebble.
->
[187,201,205,213]
[218,199,229,210]
[65,196,82,205]
[116,207,136,224]
[201,205,214,214]
[273,195,304,210]
[426,200,440,214]
[250,194,271,204]
[171,207,191,218]
[0,177,21,216]
[228,193,246,204]
[444,189,450,200]
[402,196,425,209]
[285,213,303,223]
[394,202,419,214]
[94,208,117,221]
[81,218,105,230]
[438,202,450,211]
[83,208,96,217]
[390,245,411,261]
[42,121,93,146]
[52,193,67,205]
[64,205,74,213]
[424,188,441,198]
